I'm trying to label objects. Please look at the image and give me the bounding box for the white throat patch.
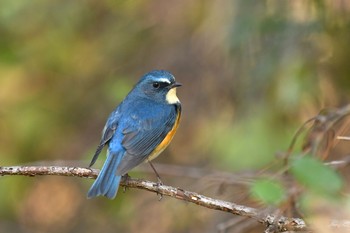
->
[166,88,180,104]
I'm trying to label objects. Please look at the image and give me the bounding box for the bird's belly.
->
[147,110,181,161]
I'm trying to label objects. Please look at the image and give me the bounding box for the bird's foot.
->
[153,178,163,201]
[85,166,96,178]
[156,176,163,186]
[122,173,131,193]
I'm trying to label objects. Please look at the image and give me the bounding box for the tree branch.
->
[0,165,308,232]
[2,165,350,232]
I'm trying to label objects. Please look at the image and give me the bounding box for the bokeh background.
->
[1,0,350,232]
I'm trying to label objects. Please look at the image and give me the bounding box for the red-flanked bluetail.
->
[87,70,181,199]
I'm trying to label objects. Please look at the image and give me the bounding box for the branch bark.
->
[4,165,348,232]
[5,165,350,231]
[0,165,308,232]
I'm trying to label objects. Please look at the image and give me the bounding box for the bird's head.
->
[136,70,181,104]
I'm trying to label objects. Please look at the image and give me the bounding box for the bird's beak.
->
[170,82,182,88]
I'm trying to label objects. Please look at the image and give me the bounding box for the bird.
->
[87,70,182,199]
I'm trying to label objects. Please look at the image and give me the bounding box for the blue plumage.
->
[87,150,122,199]
[87,70,181,199]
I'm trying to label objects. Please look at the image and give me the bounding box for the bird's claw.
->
[122,173,131,193]
[156,177,163,186]
[153,178,163,201]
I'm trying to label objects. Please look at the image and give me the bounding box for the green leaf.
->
[250,179,286,205]
[290,156,343,195]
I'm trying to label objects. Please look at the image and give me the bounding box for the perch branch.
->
[0,165,348,232]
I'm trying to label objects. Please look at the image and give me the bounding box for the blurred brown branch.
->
[285,104,350,162]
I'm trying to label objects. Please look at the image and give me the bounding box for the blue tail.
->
[87,151,122,199]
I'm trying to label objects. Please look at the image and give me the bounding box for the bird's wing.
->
[89,112,119,167]
[116,105,178,175]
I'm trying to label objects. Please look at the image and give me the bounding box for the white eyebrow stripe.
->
[154,78,171,84]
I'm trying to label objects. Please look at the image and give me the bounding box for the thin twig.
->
[338,136,350,141]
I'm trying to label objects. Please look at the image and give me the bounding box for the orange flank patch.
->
[148,109,181,161]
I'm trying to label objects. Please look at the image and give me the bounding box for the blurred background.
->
[1,0,350,232]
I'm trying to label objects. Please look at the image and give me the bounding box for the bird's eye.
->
[153,82,160,89]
